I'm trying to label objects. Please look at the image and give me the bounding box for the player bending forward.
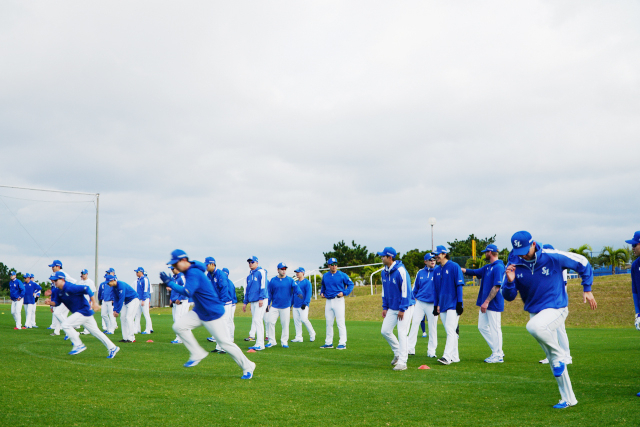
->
[160,249,256,379]
[504,231,596,409]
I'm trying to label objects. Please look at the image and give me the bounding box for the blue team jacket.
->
[170,273,189,301]
[112,281,139,313]
[292,279,312,308]
[244,267,268,304]
[465,260,505,312]
[10,279,25,301]
[632,258,640,314]
[167,262,225,321]
[434,261,464,312]
[381,260,415,312]
[503,244,593,313]
[412,266,436,304]
[23,282,42,305]
[321,270,354,299]
[268,276,302,309]
[207,269,231,304]
[54,283,95,316]
[136,275,151,300]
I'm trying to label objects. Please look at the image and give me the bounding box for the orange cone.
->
[418,365,430,369]
[247,349,256,353]
[146,340,153,343]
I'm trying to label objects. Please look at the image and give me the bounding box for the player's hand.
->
[113,312,119,318]
[166,286,172,291]
[480,301,489,314]
[635,315,640,331]
[337,292,344,297]
[320,293,325,298]
[242,304,247,312]
[456,302,464,316]
[583,291,597,310]
[92,302,101,311]
[461,268,467,274]
[382,309,387,318]
[258,300,264,307]
[505,265,516,283]
[159,272,172,284]
[17,297,22,301]
[175,300,181,305]
[266,306,270,313]
[397,311,404,321]
[433,306,439,316]
[141,300,145,307]
[301,304,306,310]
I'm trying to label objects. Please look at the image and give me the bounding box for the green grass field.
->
[1,302,639,427]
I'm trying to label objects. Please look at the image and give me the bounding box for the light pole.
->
[428,217,436,251]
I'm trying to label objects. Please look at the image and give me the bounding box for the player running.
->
[504,231,597,409]
[9,271,25,329]
[624,231,640,398]
[379,247,415,371]
[266,263,303,348]
[320,258,354,350]
[243,256,268,351]
[291,267,316,343]
[160,249,256,379]
[462,244,505,363]
[407,253,438,358]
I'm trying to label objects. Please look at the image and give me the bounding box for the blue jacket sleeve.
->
[343,273,355,296]
[258,271,268,300]
[464,267,484,278]
[167,279,189,297]
[19,282,25,298]
[412,274,422,299]
[399,268,410,312]
[113,286,124,313]
[456,265,464,304]
[33,283,42,295]
[320,276,326,296]
[492,263,506,288]
[556,251,593,292]
[303,280,312,305]
[633,292,639,315]
[292,282,303,299]
[502,269,518,301]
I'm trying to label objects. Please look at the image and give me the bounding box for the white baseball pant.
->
[53,304,70,334]
[266,307,291,346]
[556,321,571,363]
[250,301,267,348]
[325,297,347,346]
[100,301,111,332]
[216,303,236,351]
[134,298,153,333]
[381,306,414,365]
[11,299,23,328]
[229,304,236,341]
[293,306,315,341]
[407,300,438,357]
[120,298,140,341]
[104,301,117,332]
[440,309,460,362]
[25,303,37,327]
[172,302,188,342]
[173,310,254,372]
[527,307,577,405]
[478,309,504,358]
[62,312,116,351]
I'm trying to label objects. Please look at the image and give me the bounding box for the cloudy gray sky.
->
[1,1,639,284]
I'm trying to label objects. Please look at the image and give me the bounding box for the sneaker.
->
[211,349,220,353]
[422,332,427,338]
[69,345,87,355]
[438,357,451,365]
[171,340,182,344]
[552,361,566,377]
[141,331,149,335]
[103,330,108,333]
[64,336,70,341]
[106,332,114,335]
[14,327,19,330]
[320,344,334,349]
[21,326,27,329]
[484,356,494,363]
[217,350,227,354]
[244,337,255,342]
[107,346,120,359]
[282,345,289,348]
[81,330,90,335]
[427,354,437,358]
[150,330,154,333]
[637,392,640,397]
[408,352,415,357]
[248,346,263,351]
[310,336,316,342]
[393,363,407,371]
[207,337,216,342]
[486,356,503,363]
[184,356,207,368]
[553,400,576,409]
[492,357,504,363]
[241,362,256,380]
[47,327,53,330]
[291,338,303,343]
[336,345,347,350]
[391,356,399,365]
[265,343,275,348]
[539,358,549,364]
[50,332,60,336]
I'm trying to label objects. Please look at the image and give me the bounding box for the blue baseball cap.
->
[81,269,89,275]
[294,267,305,273]
[23,273,30,278]
[327,257,338,265]
[167,249,189,265]
[511,231,534,256]
[542,244,555,250]
[134,267,145,273]
[376,247,397,258]
[105,268,115,274]
[222,268,230,275]
[105,274,117,282]
[10,270,17,276]
[48,260,62,267]
[424,253,436,261]
[277,262,288,270]
[49,271,67,281]
[625,231,640,245]
[432,245,449,255]
[247,256,258,263]
[204,257,216,265]
[481,244,499,253]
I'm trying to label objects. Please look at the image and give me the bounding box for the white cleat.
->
[393,363,407,371]
[539,358,549,364]
[291,338,303,343]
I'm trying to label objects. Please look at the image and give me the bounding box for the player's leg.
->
[251,302,266,349]
[324,299,335,346]
[556,321,571,364]
[134,303,142,334]
[488,310,504,358]
[425,303,438,357]
[142,300,153,333]
[61,312,84,350]
[83,315,117,351]
[171,304,183,343]
[101,301,110,332]
[264,308,277,346]
[280,308,290,346]
[381,309,400,363]
[23,304,31,327]
[107,301,117,332]
[12,300,23,328]
[396,305,414,367]
[301,306,315,341]
[53,304,69,336]
[478,310,495,359]
[230,304,236,340]
[203,315,255,375]
[407,301,427,355]
[292,307,303,341]
[334,297,347,347]
[127,299,140,341]
[440,310,460,363]
[173,310,208,363]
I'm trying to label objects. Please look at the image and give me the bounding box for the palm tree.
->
[598,246,629,274]
[568,244,593,263]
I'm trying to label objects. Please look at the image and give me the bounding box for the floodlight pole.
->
[428,217,437,251]
[95,194,100,286]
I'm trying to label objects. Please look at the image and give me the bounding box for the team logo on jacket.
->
[517,273,523,279]
[542,267,550,276]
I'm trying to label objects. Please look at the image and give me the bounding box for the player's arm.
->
[502,265,519,302]
[398,269,410,320]
[455,266,464,315]
[320,276,326,298]
[342,273,355,296]
[462,266,482,277]
[556,251,596,309]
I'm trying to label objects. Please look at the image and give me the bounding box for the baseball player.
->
[23,274,42,328]
[624,231,640,398]
[169,266,189,344]
[107,275,140,343]
[44,271,119,358]
[134,267,154,335]
[205,257,233,353]
[242,256,268,351]
[223,268,237,341]
[462,244,505,363]
[101,269,118,334]
[538,244,571,365]
[47,260,76,338]
[432,245,464,365]
[319,257,354,350]
[407,253,438,358]
[379,247,415,371]
[265,263,303,348]
[78,269,96,335]
[98,276,109,332]
[160,249,256,379]
[9,271,25,329]
[504,230,597,409]
[291,267,316,343]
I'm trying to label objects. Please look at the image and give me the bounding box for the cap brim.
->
[625,239,639,245]
[512,246,530,256]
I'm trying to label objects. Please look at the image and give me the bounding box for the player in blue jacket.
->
[432,245,464,365]
[379,247,415,371]
[44,271,119,358]
[9,271,25,329]
[160,249,256,379]
[242,256,268,350]
[462,244,505,363]
[134,267,153,335]
[223,268,237,341]
[266,263,303,348]
[407,253,438,358]
[108,276,140,343]
[320,257,355,350]
[291,267,316,343]
[47,260,76,334]
[624,231,640,398]
[205,257,234,352]
[504,231,597,409]
[23,274,42,328]
[168,266,189,344]
[102,269,118,334]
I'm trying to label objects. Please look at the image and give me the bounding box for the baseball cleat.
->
[107,346,120,359]
[310,337,315,342]
[393,363,407,371]
[265,343,275,348]
[47,327,52,330]
[207,337,216,342]
[22,326,27,329]
[636,392,640,397]
[69,345,87,355]
[14,327,19,330]
[64,336,70,340]
[437,357,451,365]
[50,332,60,336]
[552,361,566,377]
[141,331,149,335]
[106,332,114,335]
[184,354,208,368]
[171,340,182,344]
[391,356,399,365]
[422,332,427,338]
[336,345,347,350]
[408,352,415,357]
[427,354,437,358]
[291,338,303,343]
[81,330,90,335]
[484,356,494,363]
[244,337,255,342]
[320,344,334,349]
[539,358,549,364]
[242,362,256,380]
[248,346,263,351]
[553,400,576,409]
[217,350,226,354]
[282,345,289,348]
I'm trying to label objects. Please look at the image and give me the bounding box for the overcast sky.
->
[1,1,639,285]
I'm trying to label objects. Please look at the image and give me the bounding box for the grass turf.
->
[1,305,639,426]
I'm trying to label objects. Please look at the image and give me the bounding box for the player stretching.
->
[243,256,268,351]
[205,257,234,353]
[379,247,415,371]
[624,231,640,397]
[266,263,303,348]
[223,268,237,341]
[134,267,154,335]
[291,267,316,343]
[160,249,256,379]
[9,271,25,329]
[320,258,355,350]
[23,274,41,328]
[504,231,596,409]
[169,266,189,344]
[107,275,140,343]
[462,244,505,363]
[407,253,438,358]
[433,245,464,365]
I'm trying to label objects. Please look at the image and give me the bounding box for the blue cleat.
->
[171,340,182,344]
[637,392,640,397]
[553,400,575,409]
[68,345,87,355]
[552,361,566,377]
[106,332,113,335]
[64,336,70,341]
[248,346,263,351]
[337,345,347,350]
[141,331,149,335]
[241,371,253,380]
[107,346,120,359]
[282,345,289,348]
[207,337,216,342]
[183,356,207,368]
[320,344,334,349]
[265,343,275,348]
[47,327,52,330]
